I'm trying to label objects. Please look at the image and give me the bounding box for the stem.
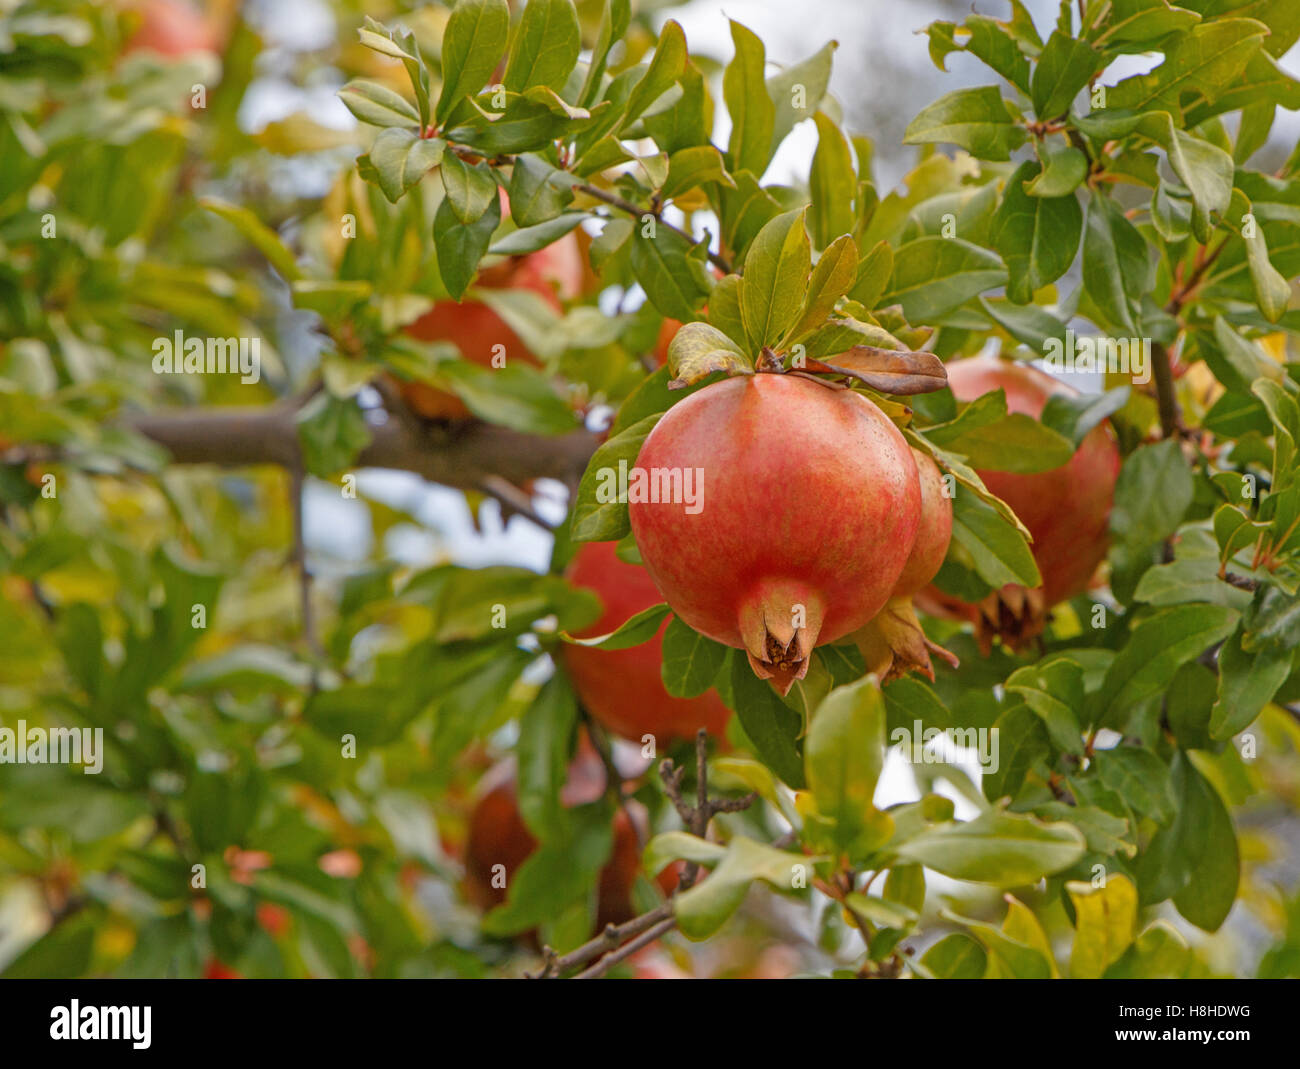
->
[1150,342,1181,439]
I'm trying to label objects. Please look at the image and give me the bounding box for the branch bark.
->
[121,404,600,495]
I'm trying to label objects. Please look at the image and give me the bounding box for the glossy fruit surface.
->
[562,540,731,744]
[629,373,921,693]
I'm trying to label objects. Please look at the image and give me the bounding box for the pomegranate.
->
[463,747,677,933]
[917,354,1120,650]
[563,540,731,745]
[652,317,682,367]
[628,373,922,694]
[399,210,584,421]
[125,0,219,58]
[848,448,957,683]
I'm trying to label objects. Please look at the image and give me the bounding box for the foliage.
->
[1,0,1299,979]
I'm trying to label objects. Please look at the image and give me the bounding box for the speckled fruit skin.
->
[942,355,1120,606]
[892,448,953,597]
[399,233,584,420]
[463,751,675,933]
[628,373,921,690]
[562,540,732,745]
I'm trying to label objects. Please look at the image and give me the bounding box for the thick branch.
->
[121,405,599,494]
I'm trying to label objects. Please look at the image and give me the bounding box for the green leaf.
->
[766,41,836,155]
[199,198,302,282]
[1040,387,1129,448]
[1082,190,1148,334]
[660,617,728,698]
[672,837,812,940]
[295,393,372,476]
[560,601,670,650]
[1005,658,1085,754]
[1109,438,1195,595]
[579,0,631,108]
[571,414,660,542]
[927,16,1031,94]
[1092,0,1201,52]
[849,239,894,309]
[516,674,579,839]
[1104,920,1193,979]
[619,20,687,132]
[1097,604,1239,720]
[740,209,811,350]
[941,907,1053,978]
[490,211,587,255]
[882,237,1006,322]
[630,225,710,322]
[661,145,734,201]
[926,389,1076,473]
[903,86,1026,162]
[787,234,858,343]
[505,153,575,227]
[1108,17,1268,115]
[948,482,1043,589]
[992,161,1082,304]
[895,808,1086,886]
[1138,112,1233,242]
[433,190,501,298]
[665,321,751,388]
[1238,194,1293,322]
[642,831,726,878]
[724,21,774,178]
[918,933,986,978]
[804,677,890,857]
[728,653,805,788]
[1031,31,1100,119]
[440,152,499,224]
[1026,139,1088,197]
[366,128,444,203]
[809,112,856,249]
[436,0,511,124]
[1067,875,1138,979]
[339,79,421,128]
[1094,746,1175,824]
[430,359,576,434]
[503,0,580,93]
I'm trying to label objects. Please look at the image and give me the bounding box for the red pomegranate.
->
[562,540,731,745]
[628,373,922,694]
[847,447,957,684]
[463,747,676,933]
[125,0,219,58]
[918,355,1120,650]
[893,448,953,598]
[400,208,584,421]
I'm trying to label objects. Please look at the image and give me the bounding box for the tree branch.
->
[121,404,599,501]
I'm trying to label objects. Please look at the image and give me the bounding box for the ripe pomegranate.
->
[399,214,584,421]
[917,355,1120,650]
[202,958,242,979]
[848,448,957,683]
[463,747,676,934]
[629,373,922,694]
[562,540,732,745]
[125,0,219,58]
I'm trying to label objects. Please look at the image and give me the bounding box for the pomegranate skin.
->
[629,373,921,691]
[562,541,732,745]
[893,448,953,597]
[944,355,1120,606]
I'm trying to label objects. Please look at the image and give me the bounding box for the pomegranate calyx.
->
[851,596,958,684]
[738,579,825,696]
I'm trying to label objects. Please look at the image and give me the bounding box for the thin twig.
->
[573,916,679,979]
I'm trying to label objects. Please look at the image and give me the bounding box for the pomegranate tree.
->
[918,355,1121,650]
[562,540,731,745]
[628,373,922,694]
